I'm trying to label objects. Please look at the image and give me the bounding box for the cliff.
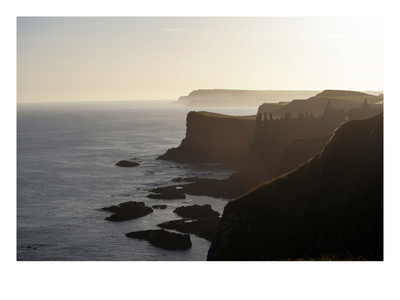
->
[158,111,256,166]
[159,101,353,199]
[176,89,320,107]
[158,90,384,200]
[277,134,332,175]
[208,113,383,260]
[248,103,346,177]
[258,89,383,118]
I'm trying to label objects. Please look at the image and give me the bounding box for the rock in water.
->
[173,204,220,219]
[115,160,140,167]
[103,201,153,221]
[152,204,167,209]
[125,229,192,250]
[157,205,221,241]
[146,186,186,200]
[158,218,221,242]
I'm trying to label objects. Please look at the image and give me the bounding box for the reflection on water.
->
[17,100,257,260]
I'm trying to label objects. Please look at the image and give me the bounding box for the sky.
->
[5,2,400,300]
[17,16,383,102]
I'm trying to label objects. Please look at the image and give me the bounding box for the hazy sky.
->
[17,17,383,102]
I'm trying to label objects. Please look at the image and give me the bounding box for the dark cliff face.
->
[158,111,256,167]
[208,113,383,260]
[161,106,348,200]
[277,134,332,175]
[248,111,345,177]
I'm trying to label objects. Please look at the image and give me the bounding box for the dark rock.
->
[166,177,236,199]
[182,176,200,182]
[173,204,220,219]
[158,218,221,242]
[146,186,186,200]
[208,113,383,261]
[125,229,192,250]
[103,201,153,221]
[157,111,256,167]
[116,160,140,167]
[277,134,332,175]
[172,177,184,182]
[152,204,167,209]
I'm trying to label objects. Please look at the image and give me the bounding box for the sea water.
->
[17,100,257,261]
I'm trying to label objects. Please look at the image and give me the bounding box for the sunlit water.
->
[17,100,257,261]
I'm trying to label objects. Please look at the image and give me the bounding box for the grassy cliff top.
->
[312,90,383,103]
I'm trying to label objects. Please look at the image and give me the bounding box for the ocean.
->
[17,100,257,261]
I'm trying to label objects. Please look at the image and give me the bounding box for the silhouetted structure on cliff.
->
[251,98,382,175]
[257,90,383,119]
[348,99,383,121]
[248,100,346,181]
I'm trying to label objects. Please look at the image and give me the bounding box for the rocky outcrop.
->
[153,205,221,241]
[158,111,256,166]
[146,186,186,200]
[173,204,220,219]
[125,229,192,250]
[115,160,140,167]
[158,218,221,242]
[208,113,383,260]
[103,201,153,221]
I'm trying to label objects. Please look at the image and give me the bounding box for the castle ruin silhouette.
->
[250,99,382,178]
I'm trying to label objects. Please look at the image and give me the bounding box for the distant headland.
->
[174,89,382,107]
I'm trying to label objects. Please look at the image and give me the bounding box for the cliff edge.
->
[158,111,256,166]
[208,113,383,260]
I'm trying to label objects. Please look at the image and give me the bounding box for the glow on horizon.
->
[17,17,383,102]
